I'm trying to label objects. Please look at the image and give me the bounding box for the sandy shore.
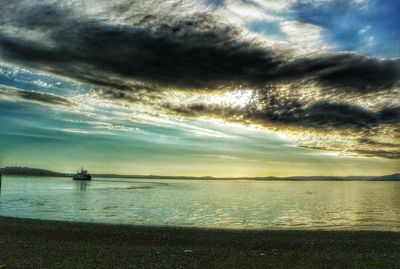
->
[0,217,399,268]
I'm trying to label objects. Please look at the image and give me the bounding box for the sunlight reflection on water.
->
[0,177,399,230]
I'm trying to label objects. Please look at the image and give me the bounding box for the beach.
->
[0,217,399,268]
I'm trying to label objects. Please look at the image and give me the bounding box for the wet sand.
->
[0,216,399,268]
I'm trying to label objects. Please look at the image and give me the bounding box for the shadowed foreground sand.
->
[0,216,399,268]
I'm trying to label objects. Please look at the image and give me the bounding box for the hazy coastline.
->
[1,167,399,181]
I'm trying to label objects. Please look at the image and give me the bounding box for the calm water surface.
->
[0,177,399,230]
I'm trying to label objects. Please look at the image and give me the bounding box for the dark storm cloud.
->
[17,90,71,106]
[0,3,281,90]
[0,2,399,93]
[358,138,400,148]
[378,106,400,124]
[164,80,400,132]
[165,99,395,131]
[288,54,400,93]
[299,146,400,160]
[0,86,71,106]
[165,92,400,159]
[352,149,400,159]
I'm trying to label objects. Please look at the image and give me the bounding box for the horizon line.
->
[1,166,399,179]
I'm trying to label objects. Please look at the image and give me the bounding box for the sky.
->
[0,0,399,177]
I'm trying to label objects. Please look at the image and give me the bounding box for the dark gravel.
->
[0,217,399,268]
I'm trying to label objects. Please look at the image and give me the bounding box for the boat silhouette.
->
[73,168,91,180]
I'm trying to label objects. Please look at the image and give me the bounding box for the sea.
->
[0,176,399,231]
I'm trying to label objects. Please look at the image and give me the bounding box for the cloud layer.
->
[0,85,71,107]
[0,0,399,159]
[1,1,399,91]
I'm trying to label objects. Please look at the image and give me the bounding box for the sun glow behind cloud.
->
[0,68,398,176]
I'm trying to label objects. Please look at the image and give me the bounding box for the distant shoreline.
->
[0,216,399,268]
[1,167,399,181]
[3,175,400,181]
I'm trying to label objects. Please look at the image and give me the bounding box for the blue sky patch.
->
[291,0,400,57]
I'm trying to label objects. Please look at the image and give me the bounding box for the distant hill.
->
[0,167,399,181]
[0,167,66,177]
[254,176,373,181]
[371,174,400,181]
